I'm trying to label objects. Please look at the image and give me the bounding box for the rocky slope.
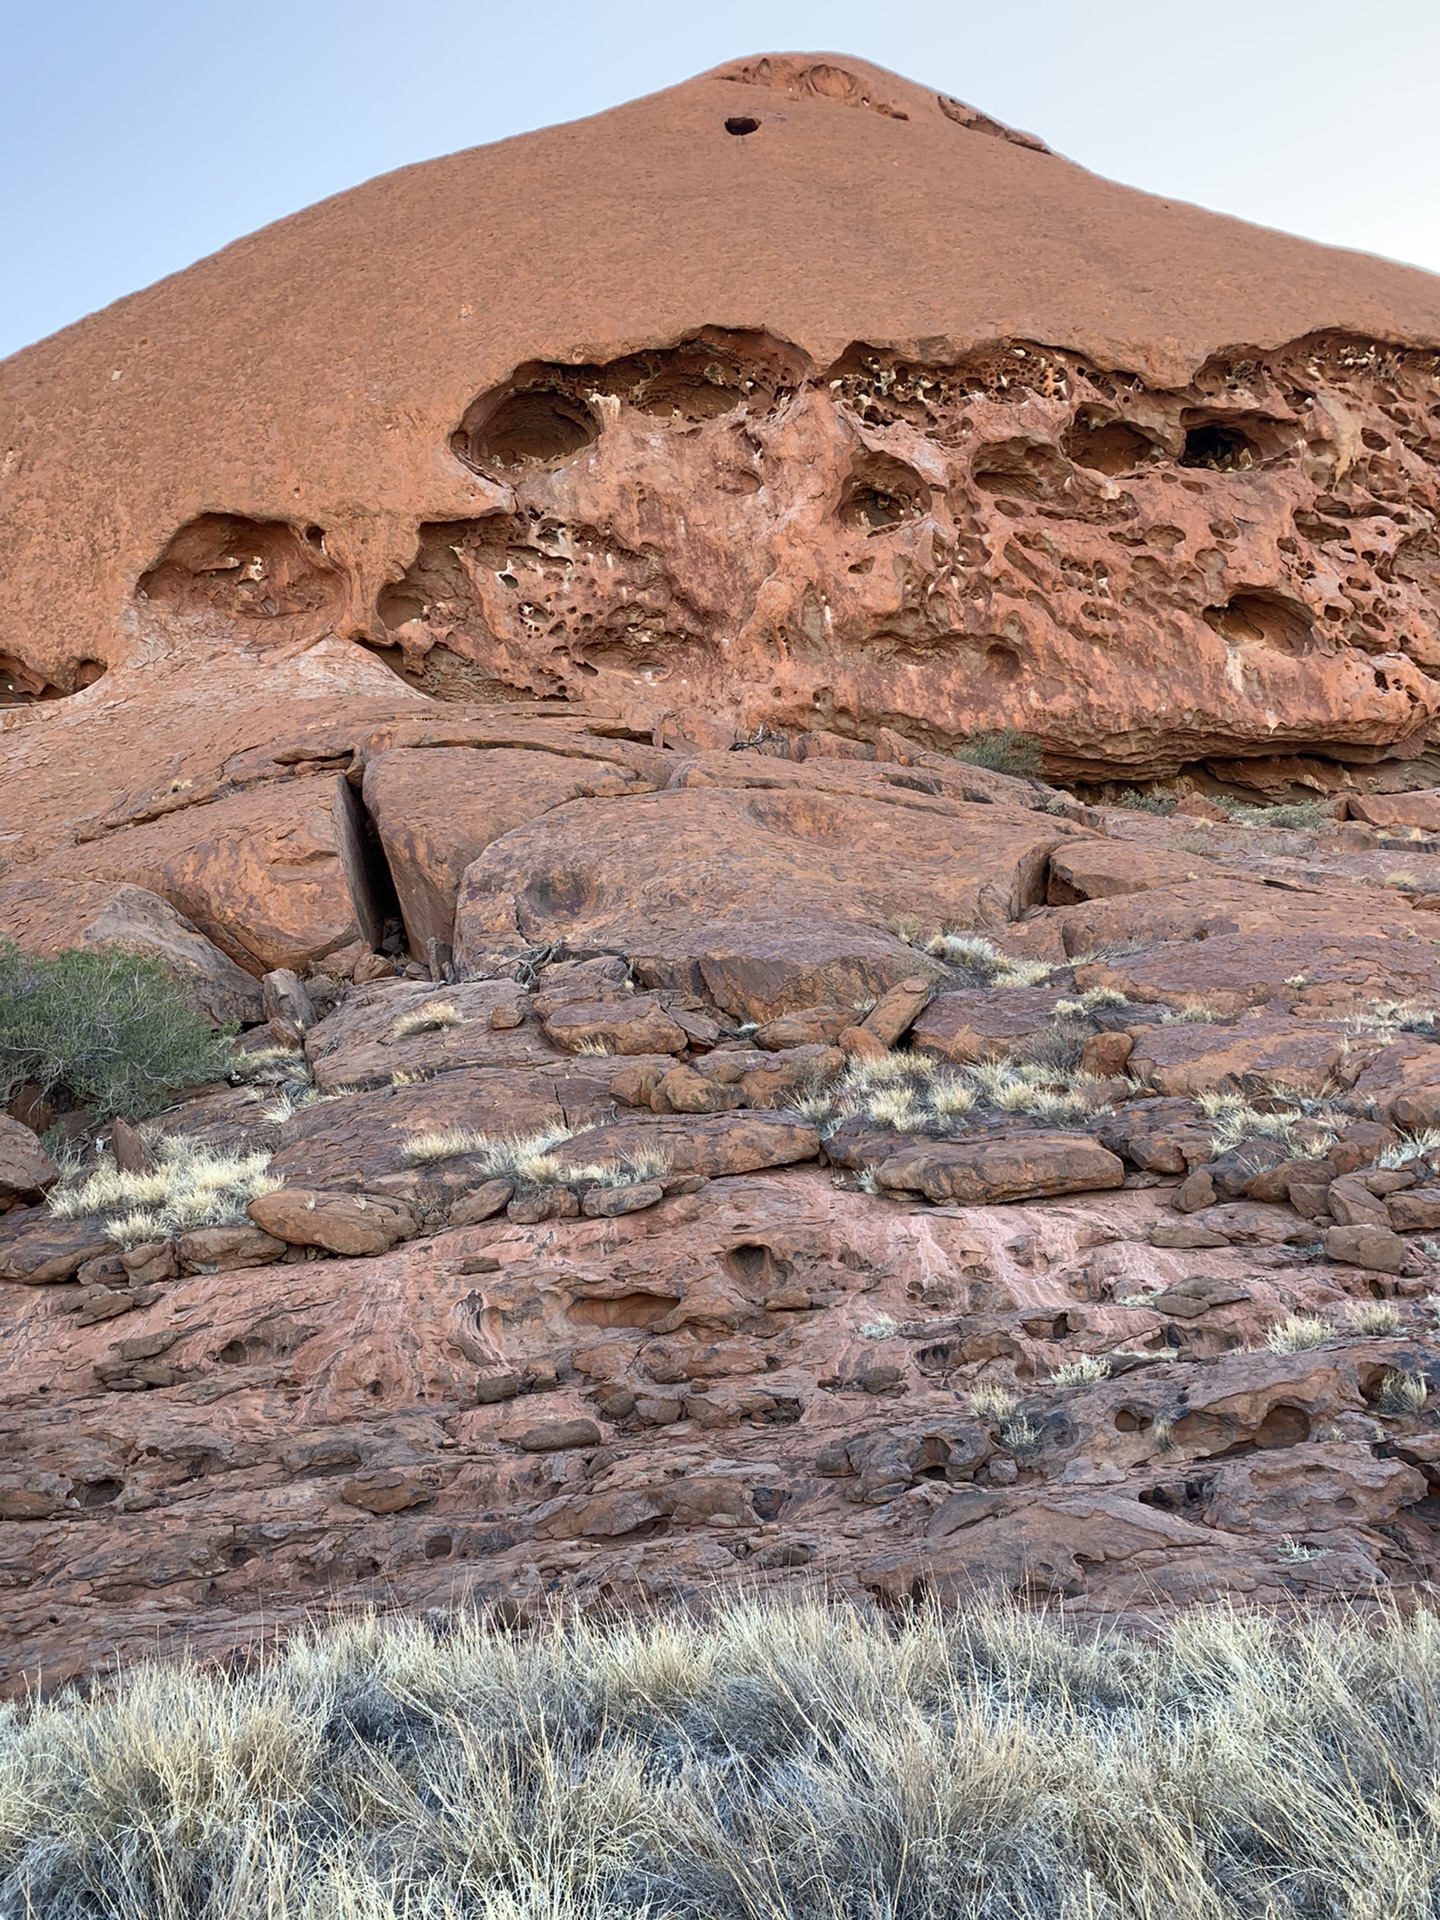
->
[4,54,1440,1690]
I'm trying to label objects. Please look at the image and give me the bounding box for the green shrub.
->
[1215,796,1333,831]
[0,940,235,1120]
[1116,788,1178,815]
[954,728,1043,777]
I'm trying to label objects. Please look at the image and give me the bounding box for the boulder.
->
[1094,1099,1215,1172]
[304,978,555,1091]
[268,1060,672,1188]
[1324,1223,1407,1273]
[1076,923,1440,1020]
[541,995,689,1056]
[448,1180,515,1226]
[1387,1188,1440,1232]
[1203,1443,1426,1532]
[247,1189,419,1256]
[1129,1019,1354,1099]
[4,782,367,975]
[1145,1277,1253,1318]
[176,1225,287,1270]
[1185,1203,1314,1246]
[1046,841,1203,903]
[453,785,1071,1016]
[1327,1175,1391,1229]
[910,988,1068,1064]
[507,1418,602,1452]
[1348,792,1440,831]
[0,1117,58,1202]
[340,1472,435,1514]
[0,1216,116,1285]
[553,1113,822,1179]
[581,1180,665,1218]
[859,977,935,1047]
[755,1006,853,1050]
[1352,1040,1440,1124]
[362,742,661,955]
[1148,1221,1231,1250]
[874,1133,1124,1205]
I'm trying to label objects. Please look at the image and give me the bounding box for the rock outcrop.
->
[3,52,1440,1690]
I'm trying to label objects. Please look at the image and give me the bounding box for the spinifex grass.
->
[8,1597,1440,1918]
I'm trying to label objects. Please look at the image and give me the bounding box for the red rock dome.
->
[2,51,1439,779]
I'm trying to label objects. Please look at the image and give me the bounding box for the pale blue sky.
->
[3,0,1437,361]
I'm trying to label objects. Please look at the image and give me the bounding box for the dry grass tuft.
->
[1375,1369,1429,1416]
[1159,1001,1217,1024]
[9,1597,1440,1917]
[969,1381,1018,1423]
[1378,1128,1440,1169]
[401,1127,490,1166]
[49,1137,279,1247]
[1051,1353,1112,1388]
[1351,999,1438,1041]
[1197,1090,1336,1159]
[1265,1313,1332,1353]
[391,1000,463,1039]
[565,1147,671,1189]
[923,932,1053,988]
[1345,1300,1402,1336]
[1052,986,1129,1015]
[794,1044,1105,1142]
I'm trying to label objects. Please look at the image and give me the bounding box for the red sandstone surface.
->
[4,55,1440,1690]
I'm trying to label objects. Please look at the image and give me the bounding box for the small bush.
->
[998,1414,1041,1457]
[1053,987,1129,1015]
[1215,796,1333,831]
[969,1382,1018,1424]
[953,728,1043,777]
[1198,1090,1336,1159]
[859,1314,899,1341]
[1115,788,1178,815]
[0,940,235,1120]
[402,1127,489,1165]
[566,1147,671,1189]
[924,933,1052,988]
[1159,1002,1217,1025]
[1359,1002,1440,1042]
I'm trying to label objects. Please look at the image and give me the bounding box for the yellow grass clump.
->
[10,1596,1440,1917]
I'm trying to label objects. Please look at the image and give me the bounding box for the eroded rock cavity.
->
[363,330,1440,778]
[136,514,345,648]
[132,333,1440,782]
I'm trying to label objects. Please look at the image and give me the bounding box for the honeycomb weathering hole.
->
[1181,422,1257,471]
[1062,412,1161,475]
[725,116,760,136]
[451,331,812,476]
[458,386,599,469]
[136,514,344,636]
[841,452,931,529]
[1204,589,1315,656]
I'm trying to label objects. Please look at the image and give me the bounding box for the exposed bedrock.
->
[381,330,1440,779]
[119,330,1440,782]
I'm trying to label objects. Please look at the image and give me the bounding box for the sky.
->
[3,0,1437,361]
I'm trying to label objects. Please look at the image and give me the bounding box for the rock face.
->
[3,53,1440,787]
[4,52,1440,1689]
